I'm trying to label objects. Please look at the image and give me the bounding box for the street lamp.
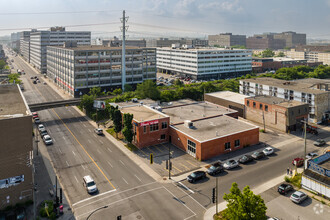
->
[86,206,108,220]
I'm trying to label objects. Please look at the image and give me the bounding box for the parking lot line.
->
[154,145,164,153]
[146,147,156,154]
[180,163,190,171]
[172,165,182,173]
[163,168,174,176]
[139,148,148,156]
[186,160,199,168]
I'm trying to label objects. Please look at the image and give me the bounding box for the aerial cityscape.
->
[0,1,330,220]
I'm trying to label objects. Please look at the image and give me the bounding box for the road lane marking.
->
[66,161,69,167]
[107,161,113,168]
[122,177,128,184]
[178,182,194,194]
[62,136,66,141]
[88,129,91,133]
[83,124,87,127]
[58,148,62,154]
[93,134,97,138]
[180,163,190,171]
[81,165,85,170]
[79,120,83,123]
[97,149,101,154]
[99,140,103,144]
[119,160,125,166]
[51,109,116,189]
[134,175,142,182]
[107,148,112,153]
[186,160,198,167]
[73,189,117,207]
[72,151,76,156]
[88,140,91,144]
[74,176,79,183]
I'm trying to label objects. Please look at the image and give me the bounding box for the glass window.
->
[234,140,240,147]
[161,134,166,140]
[143,126,146,133]
[149,123,159,132]
[253,102,256,108]
[225,142,231,150]
[162,122,168,129]
[259,104,263,110]
[265,105,268,112]
[247,100,250,106]
[187,140,196,154]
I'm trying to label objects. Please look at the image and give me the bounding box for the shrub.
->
[259,129,265,133]
[321,200,325,204]
[284,176,291,183]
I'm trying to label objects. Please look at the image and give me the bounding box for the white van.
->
[83,175,98,194]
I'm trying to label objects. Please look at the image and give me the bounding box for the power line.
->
[0,10,121,16]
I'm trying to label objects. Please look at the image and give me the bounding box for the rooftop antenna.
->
[120,10,129,92]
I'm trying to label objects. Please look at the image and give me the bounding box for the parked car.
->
[292,157,304,167]
[290,191,308,204]
[94,128,103,135]
[207,162,224,175]
[252,151,265,160]
[30,76,34,79]
[39,128,48,137]
[32,112,38,118]
[263,147,274,156]
[43,82,47,85]
[38,124,45,131]
[43,135,53,145]
[277,183,293,195]
[33,80,37,84]
[314,139,326,146]
[238,155,254,164]
[34,117,41,124]
[223,160,239,169]
[187,171,206,183]
[306,152,318,159]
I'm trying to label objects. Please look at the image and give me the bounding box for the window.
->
[265,105,268,112]
[162,122,168,129]
[225,142,231,150]
[247,100,250,106]
[234,140,240,147]
[143,126,146,133]
[187,140,196,155]
[253,102,256,108]
[259,104,263,110]
[149,123,159,132]
[160,134,166,140]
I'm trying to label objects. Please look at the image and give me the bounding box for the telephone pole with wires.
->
[120,10,129,92]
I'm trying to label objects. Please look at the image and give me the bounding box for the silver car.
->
[223,160,239,169]
[290,191,308,204]
[43,135,53,145]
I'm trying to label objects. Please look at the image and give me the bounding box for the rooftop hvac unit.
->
[184,120,193,128]
[155,106,162,112]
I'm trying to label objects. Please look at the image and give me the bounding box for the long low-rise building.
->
[118,100,259,160]
[47,44,156,97]
[157,47,252,80]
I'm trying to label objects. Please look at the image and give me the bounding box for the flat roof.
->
[172,115,257,142]
[120,105,167,123]
[273,57,307,62]
[241,78,329,94]
[247,95,308,107]
[49,45,152,51]
[206,91,250,105]
[162,102,237,125]
[0,84,29,119]
[158,47,251,52]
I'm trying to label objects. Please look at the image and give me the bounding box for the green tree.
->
[261,49,275,58]
[113,88,122,95]
[0,60,6,69]
[277,51,285,57]
[173,79,183,86]
[124,84,133,92]
[136,80,160,100]
[122,113,134,143]
[88,87,102,97]
[223,182,267,220]
[160,90,178,102]
[8,73,21,84]
[113,109,122,138]
[80,94,94,114]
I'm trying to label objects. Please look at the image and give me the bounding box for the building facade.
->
[101,37,147,47]
[0,84,33,208]
[246,35,285,50]
[286,49,330,65]
[30,27,91,74]
[239,78,330,123]
[47,45,156,97]
[10,32,20,50]
[273,31,306,48]
[157,48,252,80]
[245,96,309,132]
[146,38,208,48]
[208,33,246,47]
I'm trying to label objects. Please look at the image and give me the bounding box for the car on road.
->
[83,175,98,194]
[292,157,304,167]
[306,152,318,159]
[32,112,38,118]
[252,151,265,160]
[33,80,37,84]
[290,191,308,204]
[263,147,274,156]
[314,139,326,146]
[223,160,239,169]
[238,155,254,164]
[43,82,47,85]
[30,76,34,79]
[278,183,293,195]
[94,128,103,135]
[267,218,280,220]
[38,124,45,131]
[34,117,41,124]
[43,135,53,145]
[207,162,224,175]
[39,128,48,137]
[187,171,206,183]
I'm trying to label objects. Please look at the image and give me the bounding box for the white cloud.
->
[198,0,243,13]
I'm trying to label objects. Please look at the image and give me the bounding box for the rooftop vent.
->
[184,120,193,129]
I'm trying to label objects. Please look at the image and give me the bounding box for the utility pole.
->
[262,110,266,132]
[216,177,218,215]
[168,144,171,179]
[303,120,307,172]
[120,10,129,92]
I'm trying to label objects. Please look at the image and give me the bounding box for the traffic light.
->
[59,188,63,204]
[117,215,122,220]
[150,153,153,164]
[212,188,216,204]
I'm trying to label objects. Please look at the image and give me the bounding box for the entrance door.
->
[187,139,196,158]
[169,135,172,143]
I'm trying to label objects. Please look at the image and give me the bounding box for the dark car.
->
[187,171,206,183]
[238,155,254,164]
[39,128,48,137]
[292,157,304,167]
[33,80,37,84]
[278,183,293,195]
[207,162,224,175]
[252,151,265,160]
[314,139,326,147]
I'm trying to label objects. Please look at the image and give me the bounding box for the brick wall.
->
[204,95,245,117]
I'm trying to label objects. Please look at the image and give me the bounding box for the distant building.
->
[245,95,309,132]
[246,34,285,50]
[286,49,330,65]
[157,47,252,80]
[10,32,20,50]
[240,78,330,123]
[30,27,91,74]
[0,84,33,207]
[146,38,208,48]
[47,45,156,97]
[101,37,146,47]
[208,33,246,47]
[273,31,306,48]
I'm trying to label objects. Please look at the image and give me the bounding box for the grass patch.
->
[213,209,228,220]
[125,143,138,151]
[284,173,302,188]
[259,129,265,133]
[106,128,123,140]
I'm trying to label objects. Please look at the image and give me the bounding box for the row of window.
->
[143,122,168,133]
[247,100,269,111]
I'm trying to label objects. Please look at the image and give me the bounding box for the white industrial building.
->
[30,27,91,74]
[157,47,252,80]
[47,44,156,97]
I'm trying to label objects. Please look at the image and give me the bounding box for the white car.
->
[306,152,318,159]
[43,135,53,145]
[38,124,45,131]
[263,147,274,156]
[94,128,103,135]
[223,160,239,169]
[290,191,308,204]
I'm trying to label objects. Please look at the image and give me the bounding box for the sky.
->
[1,0,330,39]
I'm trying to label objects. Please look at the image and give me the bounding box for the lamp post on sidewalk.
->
[86,206,108,220]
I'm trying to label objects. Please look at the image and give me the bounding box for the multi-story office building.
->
[10,32,20,50]
[246,34,285,50]
[19,31,36,62]
[286,49,330,65]
[101,37,146,47]
[157,47,252,80]
[30,27,91,74]
[208,33,246,47]
[239,78,330,123]
[273,31,306,48]
[146,38,208,48]
[47,44,156,97]
[0,84,33,207]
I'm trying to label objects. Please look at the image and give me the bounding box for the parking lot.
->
[135,142,204,177]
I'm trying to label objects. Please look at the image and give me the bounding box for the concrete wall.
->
[204,94,245,117]
[302,175,330,199]
[314,92,330,123]
[0,116,33,207]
